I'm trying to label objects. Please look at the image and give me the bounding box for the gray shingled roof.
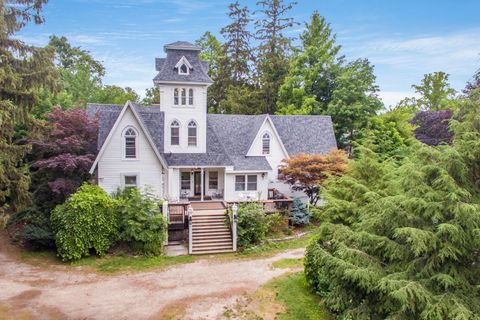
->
[153,41,212,84]
[271,115,337,155]
[87,104,336,172]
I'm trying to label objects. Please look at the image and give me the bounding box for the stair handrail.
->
[188,205,193,254]
[231,203,238,252]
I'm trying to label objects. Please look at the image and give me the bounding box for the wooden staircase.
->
[190,202,234,255]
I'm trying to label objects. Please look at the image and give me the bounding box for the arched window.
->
[173,88,179,105]
[262,132,270,155]
[124,127,137,159]
[188,120,197,146]
[181,88,186,105]
[179,63,188,74]
[188,88,194,105]
[170,120,180,146]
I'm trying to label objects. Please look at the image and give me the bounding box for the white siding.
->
[159,84,208,153]
[97,108,164,197]
[246,119,303,198]
[224,172,269,202]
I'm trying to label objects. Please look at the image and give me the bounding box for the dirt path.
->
[0,248,305,319]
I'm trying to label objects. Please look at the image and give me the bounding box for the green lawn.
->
[266,272,332,320]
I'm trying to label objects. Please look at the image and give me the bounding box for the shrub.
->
[309,206,323,223]
[115,188,167,256]
[234,202,269,248]
[51,184,119,261]
[290,198,310,225]
[265,213,286,234]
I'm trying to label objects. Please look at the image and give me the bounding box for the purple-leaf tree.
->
[411,110,453,146]
[30,107,98,207]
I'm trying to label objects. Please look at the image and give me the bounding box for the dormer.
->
[175,56,192,75]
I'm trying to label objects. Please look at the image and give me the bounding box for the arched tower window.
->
[170,120,180,146]
[173,88,179,105]
[262,132,270,155]
[181,88,186,105]
[123,127,137,159]
[188,88,194,105]
[188,120,197,146]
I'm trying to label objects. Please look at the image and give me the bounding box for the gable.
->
[89,102,167,173]
[246,117,288,159]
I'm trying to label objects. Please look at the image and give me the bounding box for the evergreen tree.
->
[290,197,310,225]
[305,102,480,319]
[255,0,297,114]
[221,1,253,85]
[0,0,58,216]
[277,12,382,148]
[196,31,228,113]
[278,12,342,115]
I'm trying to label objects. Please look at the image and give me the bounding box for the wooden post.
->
[232,203,238,252]
[200,167,204,201]
[162,201,169,245]
[188,205,193,254]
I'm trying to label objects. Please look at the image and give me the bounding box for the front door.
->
[194,172,202,196]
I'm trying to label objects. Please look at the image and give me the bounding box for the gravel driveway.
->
[0,248,305,319]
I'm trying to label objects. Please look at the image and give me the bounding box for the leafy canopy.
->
[279,150,348,205]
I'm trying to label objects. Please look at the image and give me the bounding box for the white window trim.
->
[208,171,218,190]
[262,131,271,155]
[187,120,197,147]
[175,56,192,75]
[234,174,258,191]
[121,173,140,188]
[122,126,139,161]
[170,119,181,146]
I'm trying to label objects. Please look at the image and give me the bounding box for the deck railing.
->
[167,202,189,225]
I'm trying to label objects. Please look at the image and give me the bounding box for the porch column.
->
[200,167,204,201]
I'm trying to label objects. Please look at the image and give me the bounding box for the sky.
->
[16,0,480,107]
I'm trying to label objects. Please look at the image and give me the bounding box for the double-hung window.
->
[188,88,194,105]
[174,88,179,105]
[209,171,218,189]
[262,133,270,154]
[181,172,191,190]
[235,175,245,191]
[235,175,257,191]
[170,120,180,146]
[181,88,186,105]
[247,175,257,191]
[124,127,137,159]
[124,175,137,188]
[188,120,197,146]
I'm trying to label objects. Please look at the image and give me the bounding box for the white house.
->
[88,41,337,204]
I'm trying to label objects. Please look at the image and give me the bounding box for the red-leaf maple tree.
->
[279,149,348,205]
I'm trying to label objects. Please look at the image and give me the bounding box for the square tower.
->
[154,41,213,153]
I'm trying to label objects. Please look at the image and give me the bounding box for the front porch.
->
[178,167,225,202]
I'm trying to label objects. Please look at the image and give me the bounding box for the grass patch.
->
[265,272,331,320]
[19,250,195,273]
[272,258,303,269]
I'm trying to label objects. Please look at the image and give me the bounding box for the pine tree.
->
[0,0,58,216]
[277,11,342,115]
[277,12,382,148]
[305,102,480,319]
[221,1,253,85]
[290,197,310,225]
[255,0,297,114]
[196,31,228,113]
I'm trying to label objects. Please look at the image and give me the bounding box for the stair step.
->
[193,238,232,244]
[193,215,226,220]
[193,234,232,240]
[193,223,226,228]
[192,248,234,255]
[192,244,233,251]
[193,225,229,230]
[192,230,231,238]
[192,240,232,249]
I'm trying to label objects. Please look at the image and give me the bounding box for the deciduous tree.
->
[411,110,454,146]
[279,150,348,205]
